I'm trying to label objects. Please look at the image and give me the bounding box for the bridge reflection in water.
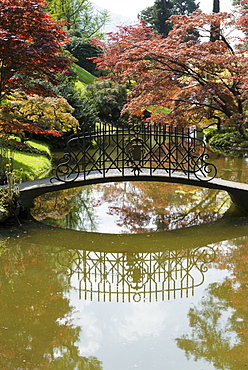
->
[54,245,216,302]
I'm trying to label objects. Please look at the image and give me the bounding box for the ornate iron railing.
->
[53,245,216,302]
[52,123,217,183]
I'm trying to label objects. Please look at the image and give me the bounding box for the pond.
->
[1,153,248,369]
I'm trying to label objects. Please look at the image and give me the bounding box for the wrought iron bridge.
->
[52,123,217,183]
[18,123,248,214]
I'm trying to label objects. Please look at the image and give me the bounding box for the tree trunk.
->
[213,0,220,13]
[210,0,220,41]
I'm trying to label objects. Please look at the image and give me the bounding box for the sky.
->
[93,0,234,21]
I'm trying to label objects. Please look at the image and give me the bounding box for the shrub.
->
[209,131,243,148]
[86,80,128,123]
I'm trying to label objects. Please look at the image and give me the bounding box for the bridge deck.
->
[18,168,248,214]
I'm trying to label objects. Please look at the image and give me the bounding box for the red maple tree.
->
[0,0,72,103]
[93,6,248,133]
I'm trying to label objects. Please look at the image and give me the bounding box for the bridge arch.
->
[19,123,248,215]
[20,169,248,215]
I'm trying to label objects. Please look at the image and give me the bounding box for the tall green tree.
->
[138,0,173,36]
[213,0,220,12]
[47,0,109,38]
[47,0,87,28]
[47,0,109,73]
[86,80,128,123]
[138,0,200,37]
[65,35,103,74]
[210,0,220,41]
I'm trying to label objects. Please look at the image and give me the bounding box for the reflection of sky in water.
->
[83,202,124,234]
[37,182,230,234]
[93,202,159,234]
[67,265,235,370]
[28,155,248,368]
[74,184,158,234]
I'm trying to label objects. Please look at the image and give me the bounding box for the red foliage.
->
[0,0,73,102]
[0,118,62,136]
[93,10,248,129]
[237,0,248,34]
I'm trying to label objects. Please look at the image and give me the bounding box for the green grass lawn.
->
[13,152,51,182]
[9,140,52,182]
[73,64,96,85]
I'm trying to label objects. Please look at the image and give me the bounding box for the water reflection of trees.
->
[2,217,248,368]
[32,182,231,233]
[0,241,103,369]
[176,238,248,369]
[213,154,248,184]
[32,187,99,232]
[95,182,230,232]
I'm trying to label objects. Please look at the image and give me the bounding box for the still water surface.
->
[1,154,248,369]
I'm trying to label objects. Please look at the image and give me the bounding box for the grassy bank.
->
[0,139,52,223]
[74,64,96,86]
[8,139,52,182]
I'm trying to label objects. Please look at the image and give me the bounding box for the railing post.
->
[52,122,217,183]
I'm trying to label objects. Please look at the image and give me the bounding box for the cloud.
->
[112,302,167,342]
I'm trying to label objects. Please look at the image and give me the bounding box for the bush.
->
[209,131,243,148]
[86,80,128,123]
[0,187,19,222]
[203,127,218,142]
[65,37,103,76]
[54,76,99,129]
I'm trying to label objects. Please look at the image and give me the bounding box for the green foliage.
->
[138,0,173,36]
[0,187,19,222]
[138,0,199,37]
[74,3,109,39]
[0,140,13,184]
[209,131,244,149]
[47,0,88,29]
[66,37,103,75]
[86,80,128,123]
[54,73,98,128]
[0,188,10,219]
[47,0,109,38]
[202,127,219,141]
[0,91,79,135]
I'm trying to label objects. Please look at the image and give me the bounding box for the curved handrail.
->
[51,123,217,183]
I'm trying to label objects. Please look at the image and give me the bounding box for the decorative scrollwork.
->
[193,154,218,181]
[51,153,80,183]
[51,123,217,183]
[190,246,216,273]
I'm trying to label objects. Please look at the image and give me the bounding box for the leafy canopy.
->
[0,91,79,136]
[138,0,200,37]
[93,7,248,133]
[47,0,109,38]
[0,0,72,103]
